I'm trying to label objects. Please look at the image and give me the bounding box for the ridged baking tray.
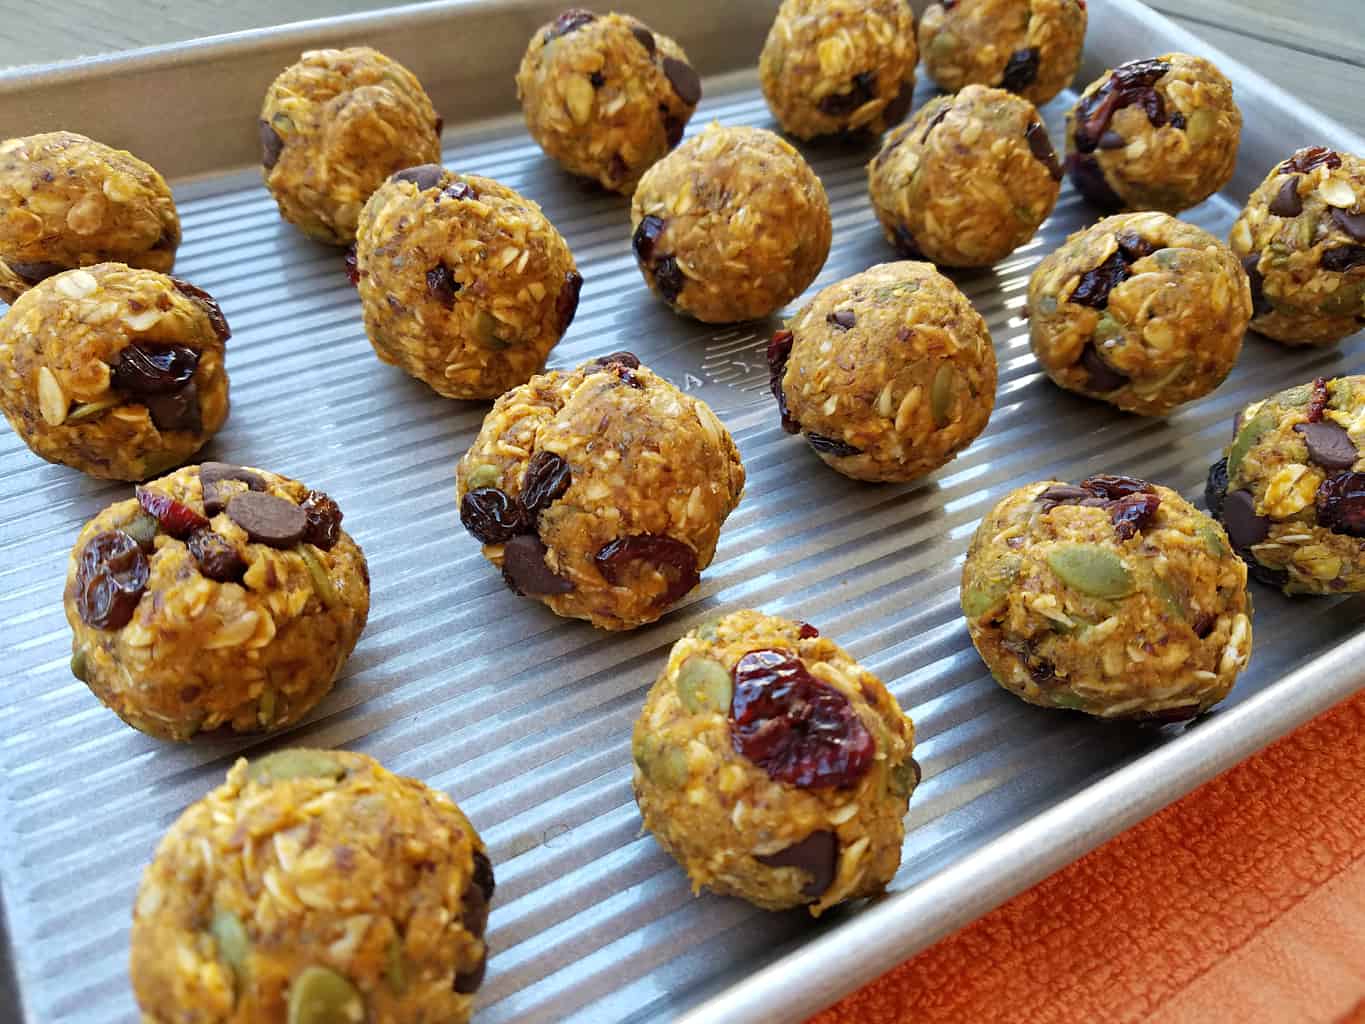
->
[2,1,1364,1022]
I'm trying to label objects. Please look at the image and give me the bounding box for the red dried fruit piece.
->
[1065,153,1125,211]
[344,245,360,286]
[653,255,684,304]
[1279,147,1341,175]
[595,534,699,607]
[187,529,247,583]
[555,270,583,335]
[999,48,1040,92]
[1026,122,1063,181]
[806,433,862,457]
[1307,376,1330,423]
[1036,484,1101,511]
[826,310,856,331]
[75,530,149,630]
[1070,251,1130,309]
[921,105,950,144]
[1321,245,1365,273]
[110,342,199,395]
[632,215,665,264]
[427,263,460,308]
[729,648,875,789]
[137,487,209,538]
[521,451,572,524]
[1073,58,1170,153]
[1080,474,1155,500]
[300,490,343,550]
[767,329,800,434]
[545,8,595,41]
[460,487,525,545]
[798,622,820,639]
[1110,491,1161,540]
[818,71,876,117]
[171,278,231,343]
[1317,471,1365,537]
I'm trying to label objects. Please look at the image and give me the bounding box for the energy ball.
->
[457,353,744,631]
[1229,147,1365,347]
[0,131,179,304]
[130,750,493,1022]
[260,47,442,244]
[768,261,996,481]
[1065,54,1241,215]
[918,0,1086,106]
[0,263,230,480]
[632,610,918,915]
[1028,212,1251,417]
[1206,376,1365,594]
[962,475,1252,721]
[758,0,918,141]
[516,9,701,194]
[355,165,581,399]
[631,124,832,323]
[867,85,1063,268]
[65,463,369,741]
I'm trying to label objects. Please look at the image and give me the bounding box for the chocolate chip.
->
[1321,245,1365,273]
[882,80,915,127]
[1330,207,1365,243]
[453,953,487,995]
[259,120,283,170]
[590,70,606,88]
[1026,122,1063,181]
[188,529,247,583]
[201,462,268,515]
[1242,254,1271,318]
[501,534,573,596]
[921,105,950,144]
[1078,343,1128,392]
[891,224,925,260]
[1294,420,1358,470]
[1280,147,1341,175]
[1065,153,1123,211]
[1000,48,1040,92]
[1205,458,1229,520]
[442,181,478,202]
[664,114,685,148]
[818,71,876,117]
[1169,111,1186,130]
[171,278,231,343]
[1192,612,1215,639]
[555,270,583,335]
[226,491,308,548]
[1269,177,1304,218]
[7,260,65,285]
[805,432,862,457]
[1221,489,1270,548]
[631,24,656,55]
[545,8,595,41]
[427,264,459,308]
[391,164,445,190]
[662,56,701,106]
[754,830,838,900]
[826,310,856,331]
[144,381,201,433]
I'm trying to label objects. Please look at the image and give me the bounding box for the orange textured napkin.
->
[812,690,1365,1024]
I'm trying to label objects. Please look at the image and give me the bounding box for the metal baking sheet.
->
[2,1,1364,1022]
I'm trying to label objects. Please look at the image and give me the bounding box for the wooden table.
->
[0,0,1361,133]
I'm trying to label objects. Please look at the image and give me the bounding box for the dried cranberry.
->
[521,451,572,524]
[891,224,925,260]
[1268,177,1303,218]
[1241,254,1271,318]
[460,488,525,544]
[110,342,200,395]
[171,278,231,343]
[818,71,876,117]
[1307,376,1330,423]
[1279,147,1341,175]
[1003,638,1058,687]
[1080,474,1155,500]
[188,529,247,583]
[1070,251,1130,309]
[729,649,875,789]
[1000,48,1040,92]
[632,215,665,264]
[545,8,595,41]
[826,310,855,331]
[1110,491,1161,539]
[806,433,862,457]
[1169,110,1185,130]
[427,263,459,308]
[300,490,343,550]
[921,105,950,144]
[75,530,149,630]
[1065,153,1124,211]
[555,270,583,335]
[593,350,643,387]
[653,255,684,304]
[1330,208,1365,243]
[798,622,820,639]
[768,329,799,433]
[344,245,360,286]
[1205,458,1229,520]
[1115,230,1156,263]
[1192,612,1216,639]
[442,180,478,201]
[259,120,283,170]
[1321,246,1365,273]
[1317,471,1365,537]
[1026,122,1063,181]
[136,487,209,538]
[1072,58,1170,153]
[594,534,699,607]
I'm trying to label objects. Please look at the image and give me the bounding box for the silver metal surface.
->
[2,1,1365,1023]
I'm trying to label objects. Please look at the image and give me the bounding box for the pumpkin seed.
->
[465,464,500,490]
[634,733,687,788]
[473,310,509,349]
[1331,379,1355,411]
[675,656,733,714]
[694,617,721,642]
[247,749,344,785]
[1152,574,1187,620]
[1227,405,1277,480]
[257,688,276,728]
[1037,294,1058,315]
[298,545,341,610]
[961,577,1010,619]
[1153,248,1184,270]
[1051,691,1087,710]
[1321,281,1365,317]
[1199,523,1229,558]
[122,512,158,549]
[287,965,364,1024]
[1274,382,1313,407]
[69,648,89,682]
[888,758,920,798]
[1046,544,1134,599]
[210,909,250,989]
[384,936,407,994]
[930,364,956,428]
[1092,312,1124,343]
[66,397,121,422]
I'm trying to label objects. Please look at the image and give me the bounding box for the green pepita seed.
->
[1331,379,1355,411]
[1046,544,1134,599]
[654,745,688,789]
[287,965,364,1024]
[67,397,121,422]
[888,758,920,798]
[122,512,159,549]
[1037,294,1058,316]
[1152,574,1187,620]
[247,749,345,785]
[675,656,733,715]
[465,464,500,490]
[1227,405,1277,480]
[1153,248,1183,270]
[257,688,276,728]
[298,545,341,610]
[930,363,956,429]
[961,578,1010,619]
[271,112,296,135]
[1199,523,1229,559]
[1275,382,1313,407]
[69,648,89,682]
[1322,281,1365,317]
[1092,312,1124,343]
[210,909,250,987]
[930,32,958,59]
[384,936,407,995]
[694,617,721,642]
[1297,215,1318,249]
[1051,691,1087,710]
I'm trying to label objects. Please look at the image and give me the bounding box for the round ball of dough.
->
[1206,375,1365,595]
[918,0,1086,106]
[1065,53,1241,215]
[130,750,493,1023]
[355,165,581,399]
[1229,147,1365,347]
[868,85,1063,268]
[1027,212,1251,416]
[65,463,369,741]
[630,124,832,323]
[632,609,918,914]
[770,260,996,481]
[0,131,180,303]
[259,47,442,244]
[0,263,231,480]
[962,476,1252,721]
[759,0,918,140]
[457,353,745,630]
[516,9,701,194]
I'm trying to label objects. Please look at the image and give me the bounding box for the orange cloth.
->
[813,690,1365,1024]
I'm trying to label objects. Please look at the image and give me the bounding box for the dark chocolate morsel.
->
[226,491,308,548]
[1331,207,1365,243]
[501,534,574,596]
[1065,153,1124,211]
[201,462,269,515]
[1294,420,1358,471]
[662,56,701,106]
[391,164,445,190]
[1241,253,1271,318]
[755,830,838,900]
[1025,122,1063,181]
[1078,343,1128,392]
[259,120,283,170]
[631,24,656,55]
[7,260,65,285]
[1097,130,1126,150]
[1268,177,1303,218]
[1221,489,1270,549]
[1205,458,1229,520]
[882,80,915,127]
[826,310,856,331]
[453,952,487,995]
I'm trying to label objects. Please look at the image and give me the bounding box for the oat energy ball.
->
[1230,147,1365,347]
[918,0,1086,106]
[1028,212,1251,417]
[632,610,918,915]
[131,750,493,1023]
[260,47,442,244]
[963,475,1252,721]
[516,10,701,194]
[457,353,744,630]
[1206,376,1365,595]
[0,132,180,304]
[759,0,917,140]
[631,124,832,323]
[0,264,230,480]
[65,463,369,740]
[868,85,1063,268]
[355,165,581,399]
[769,261,996,481]
[1065,54,1241,215]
